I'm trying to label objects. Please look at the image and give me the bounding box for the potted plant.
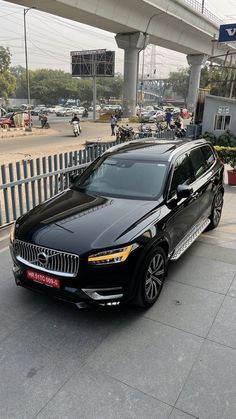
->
[227,157,236,186]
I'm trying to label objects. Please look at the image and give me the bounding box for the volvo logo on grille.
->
[37,252,48,265]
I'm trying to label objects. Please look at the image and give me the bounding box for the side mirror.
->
[176,184,193,200]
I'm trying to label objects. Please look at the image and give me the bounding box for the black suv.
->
[10,139,224,308]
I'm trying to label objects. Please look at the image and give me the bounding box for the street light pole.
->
[24,7,35,131]
[139,13,163,113]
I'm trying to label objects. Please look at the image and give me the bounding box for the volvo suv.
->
[10,139,224,308]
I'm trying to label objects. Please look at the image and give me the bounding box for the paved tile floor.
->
[0,186,236,419]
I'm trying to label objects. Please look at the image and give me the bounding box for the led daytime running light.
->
[88,245,133,264]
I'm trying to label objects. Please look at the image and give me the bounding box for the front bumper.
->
[13,264,124,305]
[10,243,140,305]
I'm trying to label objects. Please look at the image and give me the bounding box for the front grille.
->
[14,240,79,277]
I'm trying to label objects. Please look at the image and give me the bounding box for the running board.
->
[170,218,210,261]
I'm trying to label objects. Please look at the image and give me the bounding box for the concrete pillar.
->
[187,54,208,112]
[115,32,147,117]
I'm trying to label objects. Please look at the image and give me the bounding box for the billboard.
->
[71,49,115,77]
[218,23,236,43]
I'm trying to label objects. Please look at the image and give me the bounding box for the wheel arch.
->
[131,237,170,297]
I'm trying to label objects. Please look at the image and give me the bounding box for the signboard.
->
[71,49,115,77]
[218,23,236,43]
[218,106,230,114]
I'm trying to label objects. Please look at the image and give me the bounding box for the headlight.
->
[88,244,138,265]
[10,222,16,242]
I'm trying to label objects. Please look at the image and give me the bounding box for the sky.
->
[0,0,236,78]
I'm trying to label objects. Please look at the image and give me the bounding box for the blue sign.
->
[219,23,236,42]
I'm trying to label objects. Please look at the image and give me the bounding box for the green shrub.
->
[217,130,236,147]
[203,130,236,147]
[214,146,236,170]
[203,131,217,144]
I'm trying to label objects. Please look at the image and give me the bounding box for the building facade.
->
[202,95,236,137]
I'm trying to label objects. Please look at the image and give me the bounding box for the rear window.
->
[201,145,216,169]
[189,148,207,179]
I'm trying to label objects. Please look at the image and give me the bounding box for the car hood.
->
[16,189,161,255]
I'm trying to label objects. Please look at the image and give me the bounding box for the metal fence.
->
[0,132,176,227]
[182,0,222,25]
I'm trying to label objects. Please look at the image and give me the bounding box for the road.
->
[0,114,124,164]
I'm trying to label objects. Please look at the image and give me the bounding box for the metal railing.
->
[182,0,222,25]
[0,132,176,227]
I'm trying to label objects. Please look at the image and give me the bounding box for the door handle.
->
[211,176,219,185]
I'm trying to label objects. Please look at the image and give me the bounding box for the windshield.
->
[72,156,168,200]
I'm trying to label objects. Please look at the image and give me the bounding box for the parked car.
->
[10,139,224,308]
[88,105,101,112]
[0,112,31,127]
[71,107,85,115]
[141,110,165,123]
[137,106,155,116]
[31,107,47,116]
[56,108,73,117]
[149,110,165,123]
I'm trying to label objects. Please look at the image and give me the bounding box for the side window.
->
[189,148,207,179]
[214,114,231,131]
[169,154,194,198]
[201,145,216,169]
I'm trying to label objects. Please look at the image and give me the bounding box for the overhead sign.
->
[71,49,115,77]
[218,23,236,43]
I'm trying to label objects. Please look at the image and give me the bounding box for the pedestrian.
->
[175,114,184,129]
[41,113,48,128]
[110,115,117,136]
[165,109,172,129]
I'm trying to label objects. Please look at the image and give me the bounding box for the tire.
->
[207,190,223,230]
[134,246,167,308]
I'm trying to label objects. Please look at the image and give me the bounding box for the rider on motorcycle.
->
[71,113,80,123]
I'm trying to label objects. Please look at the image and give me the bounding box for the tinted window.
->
[201,145,216,169]
[73,156,168,200]
[189,148,207,179]
[169,154,194,197]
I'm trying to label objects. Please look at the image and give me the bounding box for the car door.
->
[188,146,216,220]
[165,153,199,249]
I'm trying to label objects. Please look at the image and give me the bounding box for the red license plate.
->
[26,270,60,289]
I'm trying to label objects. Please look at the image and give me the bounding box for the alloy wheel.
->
[213,192,223,226]
[145,253,165,301]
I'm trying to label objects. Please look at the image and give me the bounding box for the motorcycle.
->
[175,127,186,138]
[156,121,167,132]
[138,123,152,133]
[116,125,134,142]
[71,120,81,137]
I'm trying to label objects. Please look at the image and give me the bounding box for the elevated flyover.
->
[7,0,234,114]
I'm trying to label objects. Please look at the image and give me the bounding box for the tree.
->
[167,68,189,102]
[0,46,11,73]
[12,67,124,105]
[10,65,26,78]
[0,47,16,99]
[200,64,236,98]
